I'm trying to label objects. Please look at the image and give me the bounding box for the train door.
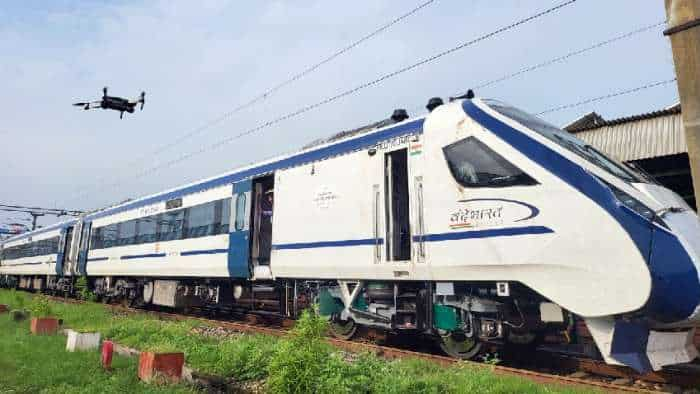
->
[384,149,411,262]
[229,179,252,278]
[77,222,91,276]
[250,175,274,279]
[56,226,74,276]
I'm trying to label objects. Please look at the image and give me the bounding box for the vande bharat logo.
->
[449,198,540,230]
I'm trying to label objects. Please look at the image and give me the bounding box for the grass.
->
[0,313,197,394]
[0,290,590,393]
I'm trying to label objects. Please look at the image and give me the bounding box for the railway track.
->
[44,294,698,393]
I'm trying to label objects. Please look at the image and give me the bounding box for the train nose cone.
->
[646,211,700,325]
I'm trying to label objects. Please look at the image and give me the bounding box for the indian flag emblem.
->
[410,143,422,156]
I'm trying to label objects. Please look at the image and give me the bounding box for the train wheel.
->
[329,316,357,340]
[439,331,482,360]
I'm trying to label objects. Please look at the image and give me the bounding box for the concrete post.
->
[665,0,700,206]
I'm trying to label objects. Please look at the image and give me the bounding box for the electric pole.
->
[665,0,700,206]
[30,212,44,230]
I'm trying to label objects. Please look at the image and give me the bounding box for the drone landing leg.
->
[120,111,124,119]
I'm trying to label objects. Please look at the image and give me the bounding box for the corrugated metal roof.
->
[565,106,686,162]
[566,104,681,132]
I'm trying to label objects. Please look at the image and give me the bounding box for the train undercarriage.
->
[0,274,589,360]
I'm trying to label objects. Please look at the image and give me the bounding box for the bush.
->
[29,295,53,318]
[266,309,336,393]
[74,276,97,302]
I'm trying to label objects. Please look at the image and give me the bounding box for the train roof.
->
[82,113,426,222]
[1,217,77,245]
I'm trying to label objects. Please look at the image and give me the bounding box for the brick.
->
[138,352,184,383]
[30,318,59,335]
[102,341,114,370]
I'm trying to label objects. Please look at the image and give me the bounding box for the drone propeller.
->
[73,102,92,110]
[139,91,145,110]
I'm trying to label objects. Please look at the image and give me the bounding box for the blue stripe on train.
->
[415,226,553,242]
[273,227,552,250]
[181,248,228,256]
[273,238,384,250]
[120,253,166,260]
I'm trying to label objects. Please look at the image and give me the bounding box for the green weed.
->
[29,295,54,317]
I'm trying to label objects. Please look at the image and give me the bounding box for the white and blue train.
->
[2,96,699,372]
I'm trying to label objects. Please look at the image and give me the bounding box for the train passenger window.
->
[185,201,216,238]
[234,193,246,231]
[137,217,158,244]
[91,227,103,249]
[157,210,184,241]
[219,198,231,234]
[118,220,137,246]
[443,137,537,188]
[102,224,119,248]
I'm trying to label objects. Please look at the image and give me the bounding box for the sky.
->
[0,0,677,231]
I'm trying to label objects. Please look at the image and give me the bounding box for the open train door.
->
[77,222,91,276]
[228,179,252,278]
[55,225,74,276]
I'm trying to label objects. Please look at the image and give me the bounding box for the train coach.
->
[2,96,699,373]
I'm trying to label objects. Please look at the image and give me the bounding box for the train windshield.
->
[483,100,644,183]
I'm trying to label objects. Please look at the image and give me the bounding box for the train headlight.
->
[604,182,668,228]
[610,186,655,221]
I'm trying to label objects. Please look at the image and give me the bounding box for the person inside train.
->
[258,189,274,265]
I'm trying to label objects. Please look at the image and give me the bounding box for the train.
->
[1,96,699,373]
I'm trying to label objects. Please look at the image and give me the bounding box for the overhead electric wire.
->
[536,78,677,115]
[473,20,666,90]
[116,1,437,169]
[403,20,665,116]
[0,204,83,216]
[63,0,438,206]
[67,0,578,208]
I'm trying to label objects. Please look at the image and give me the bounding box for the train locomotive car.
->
[2,97,699,373]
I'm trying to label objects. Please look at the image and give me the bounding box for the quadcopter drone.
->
[73,87,145,119]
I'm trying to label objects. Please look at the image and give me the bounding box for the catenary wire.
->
[403,20,665,116]
[66,0,578,208]
[473,20,666,90]
[78,1,438,185]
[536,78,677,115]
[61,0,437,207]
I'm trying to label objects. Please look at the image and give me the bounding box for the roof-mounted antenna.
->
[426,97,444,112]
[450,89,475,102]
[391,109,409,122]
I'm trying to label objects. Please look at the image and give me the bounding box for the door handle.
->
[415,176,425,259]
[373,184,381,263]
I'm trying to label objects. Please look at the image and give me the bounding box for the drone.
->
[73,87,145,119]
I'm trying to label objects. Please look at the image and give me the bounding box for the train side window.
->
[158,210,185,242]
[185,201,216,239]
[103,224,119,248]
[119,220,137,246]
[443,137,537,188]
[219,198,231,234]
[137,217,157,244]
[234,193,246,231]
[91,227,103,249]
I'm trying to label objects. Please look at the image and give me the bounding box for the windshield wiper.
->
[655,207,687,218]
